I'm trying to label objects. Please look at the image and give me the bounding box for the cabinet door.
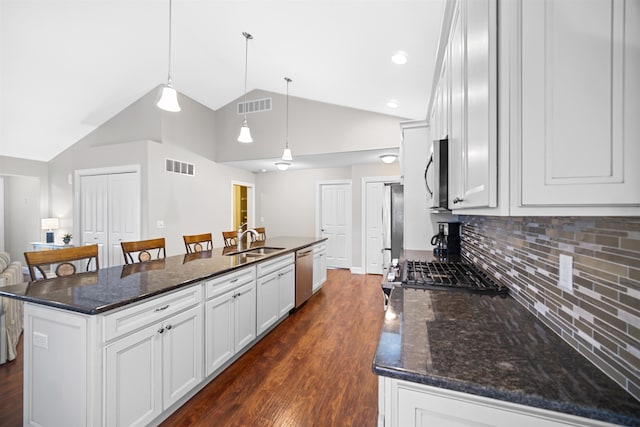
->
[205,290,235,376]
[104,324,162,427]
[257,271,279,335]
[520,0,640,206]
[162,305,203,409]
[278,264,295,317]
[234,281,256,351]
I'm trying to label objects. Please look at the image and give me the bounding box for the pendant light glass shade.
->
[238,32,253,143]
[281,148,293,161]
[238,118,253,143]
[158,0,181,112]
[157,83,181,112]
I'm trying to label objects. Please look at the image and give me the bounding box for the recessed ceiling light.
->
[386,100,399,109]
[391,51,407,65]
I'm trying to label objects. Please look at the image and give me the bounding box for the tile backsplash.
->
[460,216,640,401]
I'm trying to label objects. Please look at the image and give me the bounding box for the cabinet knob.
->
[453,197,464,204]
[158,327,165,334]
[165,324,172,330]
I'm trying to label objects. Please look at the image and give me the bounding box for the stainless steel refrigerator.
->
[382,183,404,267]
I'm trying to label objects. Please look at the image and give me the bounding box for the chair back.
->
[222,231,238,247]
[24,244,100,281]
[251,227,266,242]
[183,233,213,253]
[121,238,166,264]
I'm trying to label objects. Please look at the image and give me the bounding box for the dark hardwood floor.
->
[0,269,385,427]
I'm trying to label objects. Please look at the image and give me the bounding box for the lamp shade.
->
[237,119,253,143]
[41,218,59,230]
[157,85,181,112]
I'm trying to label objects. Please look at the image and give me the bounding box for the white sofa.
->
[0,251,24,364]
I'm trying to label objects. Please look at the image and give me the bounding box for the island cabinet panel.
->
[104,303,203,427]
[204,266,256,376]
[380,377,617,427]
[518,0,640,207]
[312,242,327,293]
[256,253,295,336]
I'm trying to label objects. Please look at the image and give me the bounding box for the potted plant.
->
[62,233,72,245]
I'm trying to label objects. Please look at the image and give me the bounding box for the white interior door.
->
[319,182,351,269]
[365,182,384,274]
[80,175,108,267]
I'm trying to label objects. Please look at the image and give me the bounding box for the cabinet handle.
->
[155,304,169,312]
[230,278,238,283]
[453,197,464,204]
[158,327,165,334]
[165,324,172,330]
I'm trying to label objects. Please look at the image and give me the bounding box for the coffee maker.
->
[430,222,461,258]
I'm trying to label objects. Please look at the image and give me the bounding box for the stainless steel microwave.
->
[425,138,449,211]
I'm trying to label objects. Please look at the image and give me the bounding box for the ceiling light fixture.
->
[281,77,293,161]
[386,99,399,109]
[380,154,398,164]
[157,0,181,112]
[391,51,408,65]
[238,32,254,143]
[275,162,290,171]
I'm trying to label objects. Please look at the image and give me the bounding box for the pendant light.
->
[281,77,293,161]
[157,0,181,112]
[237,32,253,143]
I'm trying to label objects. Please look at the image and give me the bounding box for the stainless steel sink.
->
[225,247,285,257]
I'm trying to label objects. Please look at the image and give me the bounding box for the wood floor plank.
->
[0,269,385,426]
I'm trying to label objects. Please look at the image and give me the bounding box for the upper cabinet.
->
[516,0,640,210]
[429,0,640,216]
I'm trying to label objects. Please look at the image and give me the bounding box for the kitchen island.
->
[373,275,640,426]
[0,236,326,427]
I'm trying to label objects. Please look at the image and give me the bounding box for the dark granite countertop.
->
[0,236,325,315]
[372,286,640,426]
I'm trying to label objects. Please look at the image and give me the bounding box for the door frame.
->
[315,180,352,270]
[74,165,141,263]
[230,180,255,229]
[362,176,401,275]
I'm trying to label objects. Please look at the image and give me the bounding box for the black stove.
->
[400,260,508,296]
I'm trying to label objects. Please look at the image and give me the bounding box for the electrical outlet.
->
[157,220,165,229]
[558,254,573,292]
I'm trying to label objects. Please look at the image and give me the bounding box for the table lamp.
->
[41,218,59,243]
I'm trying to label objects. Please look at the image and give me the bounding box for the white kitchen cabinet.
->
[104,300,203,427]
[515,0,640,209]
[204,267,256,376]
[312,242,327,293]
[256,253,295,336]
[379,377,617,427]
[447,0,497,211]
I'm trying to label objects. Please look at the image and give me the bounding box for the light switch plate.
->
[558,254,573,292]
[157,220,165,229]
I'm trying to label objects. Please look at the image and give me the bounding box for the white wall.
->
[4,175,41,263]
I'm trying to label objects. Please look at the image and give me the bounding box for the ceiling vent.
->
[165,158,195,176]
[237,97,272,115]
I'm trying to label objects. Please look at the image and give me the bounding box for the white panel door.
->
[365,182,384,274]
[80,174,108,267]
[320,183,351,269]
[108,173,140,267]
[205,290,234,376]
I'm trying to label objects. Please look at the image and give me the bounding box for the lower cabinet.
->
[312,242,327,293]
[104,303,203,427]
[256,253,295,335]
[204,267,256,376]
[379,377,616,427]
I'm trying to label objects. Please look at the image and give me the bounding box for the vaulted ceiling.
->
[0,0,445,162]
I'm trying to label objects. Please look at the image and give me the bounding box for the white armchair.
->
[0,251,24,363]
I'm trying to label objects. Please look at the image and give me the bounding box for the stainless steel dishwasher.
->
[295,247,313,308]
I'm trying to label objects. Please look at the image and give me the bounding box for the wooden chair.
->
[121,238,166,264]
[222,231,238,247]
[183,233,213,253]
[250,227,266,242]
[24,244,100,281]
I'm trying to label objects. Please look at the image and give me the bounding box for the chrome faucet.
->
[237,224,259,251]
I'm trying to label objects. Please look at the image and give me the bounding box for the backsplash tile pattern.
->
[460,216,640,401]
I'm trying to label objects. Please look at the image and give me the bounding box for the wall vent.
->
[165,158,195,176]
[237,97,272,115]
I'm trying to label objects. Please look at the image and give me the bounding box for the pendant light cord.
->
[242,32,252,118]
[285,77,290,148]
[167,0,173,84]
